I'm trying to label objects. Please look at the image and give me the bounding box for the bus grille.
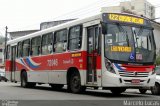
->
[119,71,149,77]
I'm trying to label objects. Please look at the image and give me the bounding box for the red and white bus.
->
[5,13,156,94]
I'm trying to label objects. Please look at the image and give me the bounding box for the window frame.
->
[53,29,68,53]
[31,36,41,56]
[41,32,53,55]
[17,42,22,58]
[68,25,83,51]
[22,39,30,57]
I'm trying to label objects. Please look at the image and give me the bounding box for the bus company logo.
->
[2,100,18,106]
[63,59,74,64]
[71,53,82,57]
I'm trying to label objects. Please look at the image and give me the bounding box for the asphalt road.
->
[0,82,160,106]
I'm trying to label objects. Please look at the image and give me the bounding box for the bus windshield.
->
[104,23,155,63]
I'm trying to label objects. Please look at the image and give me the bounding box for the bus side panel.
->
[9,50,102,86]
[15,70,21,82]
[14,51,88,84]
[48,51,87,84]
[96,55,102,86]
[16,58,30,72]
[14,58,31,82]
[27,55,51,83]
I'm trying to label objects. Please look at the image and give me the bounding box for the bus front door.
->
[11,46,16,82]
[87,26,99,84]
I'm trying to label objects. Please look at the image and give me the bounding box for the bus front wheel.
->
[151,83,160,95]
[21,71,28,88]
[69,72,85,93]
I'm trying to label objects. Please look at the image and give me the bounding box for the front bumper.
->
[102,71,156,88]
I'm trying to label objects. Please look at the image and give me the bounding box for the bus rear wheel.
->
[69,72,85,93]
[21,71,36,88]
[21,71,28,88]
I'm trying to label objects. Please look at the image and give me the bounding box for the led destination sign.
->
[102,13,151,26]
[109,14,144,24]
[111,46,132,52]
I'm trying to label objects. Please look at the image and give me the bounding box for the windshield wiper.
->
[133,27,144,48]
[136,27,143,37]
[118,25,129,46]
[133,30,138,48]
[125,31,129,47]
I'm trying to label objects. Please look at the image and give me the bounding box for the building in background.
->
[101,0,155,19]
[0,36,5,66]
[8,19,76,39]
[9,30,39,39]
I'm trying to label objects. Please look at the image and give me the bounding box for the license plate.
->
[131,79,140,84]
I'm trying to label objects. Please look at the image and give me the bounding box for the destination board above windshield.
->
[109,14,144,24]
[102,13,151,26]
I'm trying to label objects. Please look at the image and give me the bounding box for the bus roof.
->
[7,12,151,45]
[7,14,101,45]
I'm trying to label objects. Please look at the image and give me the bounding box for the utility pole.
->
[4,26,8,64]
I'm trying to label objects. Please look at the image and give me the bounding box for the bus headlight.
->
[105,61,116,74]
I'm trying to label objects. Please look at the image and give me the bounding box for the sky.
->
[0,0,159,36]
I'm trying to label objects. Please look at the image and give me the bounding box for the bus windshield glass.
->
[104,23,155,63]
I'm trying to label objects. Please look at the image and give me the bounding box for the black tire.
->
[21,71,28,88]
[4,78,8,82]
[21,71,36,88]
[139,89,147,94]
[110,88,126,95]
[151,83,160,95]
[50,84,64,90]
[68,72,85,93]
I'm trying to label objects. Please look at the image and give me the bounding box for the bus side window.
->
[41,33,53,55]
[68,25,82,50]
[31,36,41,56]
[17,42,22,58]
[53,29,67,53]
[22,39,30,57]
